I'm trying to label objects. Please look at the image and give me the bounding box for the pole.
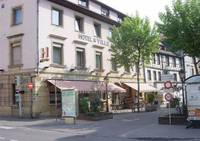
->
[106,81,108,112]
[30,76,33,118]
[55,79,57,121]
[136,64,140,112]
[182,82,185,107]
[169,101,171,125]
[19,93,22,118]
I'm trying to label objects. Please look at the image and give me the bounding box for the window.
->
[75,16,84,32]
[52,8,63,26]
[166,56,170,66]
[173,57,176,67]
[157,54,160,65]
[101,7,109,17]
[153,71,157,81]
[111,58,117,71]
[179,58,182,68]
[49,92,61,104]
[53,43,63,65]
[152,54,156,64]
[78,0,88,7]
[94,23,101,37]
[192,68,195,75]
[147,70,151,81]
[117,15,123,23]
[10,41,21,65]
[12,84,17,105]
[108,28,112,38]
[12,6,22,25]
[174,73,177,81]
[76,48,85,69]
[96,52,103,70]
[158,72,161,81]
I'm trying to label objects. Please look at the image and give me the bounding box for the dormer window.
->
[101,7,109,17]
[78,0,88,7]
[117,15,123,23]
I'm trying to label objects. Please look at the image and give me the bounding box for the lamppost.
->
[179,69,185,106]
[104,76,109,112]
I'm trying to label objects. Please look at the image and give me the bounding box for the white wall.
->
[0,0,37,71]
[185,56,195,78]
[38,0,128,75]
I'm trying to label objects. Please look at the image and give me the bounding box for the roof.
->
[159,50,180,57]
[48,0,123,25]
[124,83,159,92]
[90,0,126,17]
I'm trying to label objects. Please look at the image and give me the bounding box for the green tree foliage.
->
[109,15,160,111]
[157,0,200,74]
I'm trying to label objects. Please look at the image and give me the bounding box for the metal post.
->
[106,82,109,112]
[182,82,185,107]
[30,76,33,118]
[169,101,171,125]
[55,79,57,121]
[19,93,22,118]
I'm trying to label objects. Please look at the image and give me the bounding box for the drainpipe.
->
[36,0,39,75]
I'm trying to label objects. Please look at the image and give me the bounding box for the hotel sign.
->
[78,34,110,47]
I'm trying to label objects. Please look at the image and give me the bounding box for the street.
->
[0,111,200,141]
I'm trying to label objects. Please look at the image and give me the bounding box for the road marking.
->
[0,136,5,140]
[0,126,14,130]
[10,139,18,141]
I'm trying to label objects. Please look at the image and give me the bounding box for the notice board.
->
[61,89,78,117]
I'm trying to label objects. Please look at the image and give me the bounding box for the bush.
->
[147,94,155,105]
[90,93,101,112]
[80,97,89,113]
[170,97,180,108]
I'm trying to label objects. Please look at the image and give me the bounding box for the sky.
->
[98,0,173,24]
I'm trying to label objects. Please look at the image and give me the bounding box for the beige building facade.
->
[0,0,143,117]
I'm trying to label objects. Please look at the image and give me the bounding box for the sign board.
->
[164,81,172,89]
[161,74,174,82]
[61,89,78,117]
[27,83,33,90]
[165,93,173,101]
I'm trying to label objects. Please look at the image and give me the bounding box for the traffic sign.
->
[165,93,173,101]
[27,83,33,90]
[164,81,172,89]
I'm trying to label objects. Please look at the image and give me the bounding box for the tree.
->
[157,0,200,74]
[109,15,160,112]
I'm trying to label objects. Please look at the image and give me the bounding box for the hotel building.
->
[0,0,146,117]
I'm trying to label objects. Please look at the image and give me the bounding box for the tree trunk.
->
[136,63,140,112]
[193,57,199,75]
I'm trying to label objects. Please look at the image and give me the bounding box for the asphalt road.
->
[0,111,200,141]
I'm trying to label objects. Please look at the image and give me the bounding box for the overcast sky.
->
[99,0,173,24]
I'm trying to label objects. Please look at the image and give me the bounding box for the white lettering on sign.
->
[78,34,110,47]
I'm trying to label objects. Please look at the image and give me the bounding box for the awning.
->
[124,83,159,93]
[101,83,126,93]
[47,80,126,93]
[47,80,98,92]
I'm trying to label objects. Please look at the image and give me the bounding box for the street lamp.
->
[179,69,186,108]
[104,76,109,112]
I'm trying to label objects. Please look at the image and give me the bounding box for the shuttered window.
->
[11,42,21,65]
[53,43,63,65]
